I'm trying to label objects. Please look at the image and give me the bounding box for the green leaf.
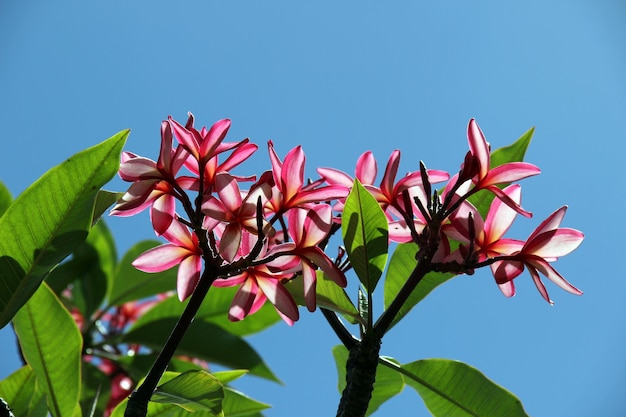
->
[0,182,12,218]
[385,358,528,417]
[47,220,116,317]
[332,346,404,416]
[285,271,362,325]
[80,361,111,417]
[122,317,280,383]
[341,179,389,293]
[152,370,224,414]
[0,130,128,328]
[383,242,455,329]
[468,127,535,218]
[106,240,177,307]
[221,387,270,417]
[0,366,46,417]
[92,190,124,227]
[12,283,82,417]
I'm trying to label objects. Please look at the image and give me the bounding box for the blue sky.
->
[1,1,625,416]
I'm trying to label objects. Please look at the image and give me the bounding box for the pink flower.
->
[213,232,299,324]
[132,219,203,302]
[168,114,258,193]
[267,205,347,311]
[466,119,541,217]
[111,121,188,235]
[201,172,272,262]
[491,206,584,303]
[266,141,347,215]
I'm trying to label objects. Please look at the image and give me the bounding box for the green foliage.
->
[106,240,178,307]
[342,179,388,293]
[392,358,529,417]
[333,346,404,416]
[0,182,12,218]
[0,130,128,328]
[152,371,225,414]
[12,283,82,417]
[0,366,47,417]
[122,318,279,383]
[383,242,455,330]
[131,289,280,338]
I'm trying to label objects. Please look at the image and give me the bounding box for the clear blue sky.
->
[1,1,625,416]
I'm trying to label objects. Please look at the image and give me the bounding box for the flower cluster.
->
[112,115,583,325]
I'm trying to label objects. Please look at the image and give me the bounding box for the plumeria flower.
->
[491,206,584,304]
[444,184,525,295]
[213,231,299,324]
[132,219,203,302]
[267,205,347,311]
[266,141,348,215]
[168,113,258,194]
[201,172,273,262]
[465,119,541,217]
[111,121,189,235]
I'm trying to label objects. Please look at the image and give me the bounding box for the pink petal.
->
[302,247,347,287]
[169,116,200,160]
[132,244,189,272]
[151,194,176,236]
[356,151,377,185]
[220,224,242,263]
[177,255,202,301]
[526,257,583,296]
[281,146,305,200]
[288,186,349,207]
[162,219,195,249]
[158,121,174,172]
[497,280,516,298]
[256,276,299,322]
[267,140,283,188]
[527,206,567,242]
[482,162,540,185]
[218,141,258,173]
[527,265,553,304]
[215,173,243,212]
[467,119,490,179]
[492,259,525,284]
[524,229,584,258]
[380,150,400,198]
[110,180,159,215]
[484,184,520,241]
[200,119,231,161]
[317,167,354,187]
[488,185,533,218]
[301,262,318,312]
[119,158,160,181]
[228,277,258,321]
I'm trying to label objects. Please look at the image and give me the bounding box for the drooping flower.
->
[465,119,541,217]
[491,206,584,303]
[212,231,299,324]
[132,219,203,301]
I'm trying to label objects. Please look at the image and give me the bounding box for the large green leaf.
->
[122,317,279,382]
[12,283,83,417]
[285,271,362,325]
[130,288,280,338]
[47,220,116,317]
[0,366,47,417]
[0,130,128,328]
[468,127,534,218]
[152,370,224,414]
[0,182,12,218]
[383,242,455,329]
[382,358,528,417]
[106,240,177,307]
[341,179,388,293]
[332,345,404,416]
